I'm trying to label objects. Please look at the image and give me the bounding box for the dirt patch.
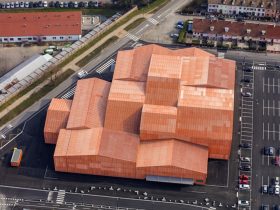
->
[0,46,46,77]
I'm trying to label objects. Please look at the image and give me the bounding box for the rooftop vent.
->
[247,28,251,34]
[225,27,229,32]
[210,26,215,31]
[261,30,266,35]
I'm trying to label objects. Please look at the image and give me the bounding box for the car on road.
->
[177,24,184,29]
[170,33,179,38]
[241,91,252,97]
[275,186,280,195]
[239,184,250,190]
[240,164,251,171]
[262,185,268,193]
[77,70,88,79]
[269,186,275,194]
[240,157,250,162]
[238,200,249,206]
[239,143,252,148]
[264,147,275,156]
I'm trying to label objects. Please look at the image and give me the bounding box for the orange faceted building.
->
[44,44,235,185]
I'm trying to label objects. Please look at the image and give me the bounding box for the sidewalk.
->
[0,13,151,121]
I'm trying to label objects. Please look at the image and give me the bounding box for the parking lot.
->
[235,58,280,210]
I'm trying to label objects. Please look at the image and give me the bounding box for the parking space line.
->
[268,100,270,116]
[263,99,265,116]
[273,78,275,94]
[268,77,270,94]
[242,107,253,111]
[273,123,276,140]
[243,126,253,130]
[263,122,264,140]
[263,77,265,93]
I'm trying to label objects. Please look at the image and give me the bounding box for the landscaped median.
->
[0,0,170,127]
[124,17,146,31]
[0,69,74,127]
[76,36,118,67]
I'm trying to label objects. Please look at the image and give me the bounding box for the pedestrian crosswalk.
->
[96,59,115,74]
[252,65,266,70]
[125,33,140,42]
[61,86,76,99]
[56,190,65,204]
[148,17,159,25]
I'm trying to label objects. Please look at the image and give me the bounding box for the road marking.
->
[61,87,76,99]
[95,59,115,74]
[148,17,159,25]
[125,32,140,42]
[136,24,149,34]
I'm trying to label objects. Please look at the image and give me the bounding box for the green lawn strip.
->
[178,21,187,43]
[147,0,170,14]
[0,8,118,17]
[0,0,170,122]
[124,17,146,31]
[0,69,74,127]
[76,36,118,67]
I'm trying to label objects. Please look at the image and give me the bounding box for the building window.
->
[33,37,37,40]
[4,38,8,41]
[17,38,21,41]
[10,38,14,41]
[42,37,46,40]
[68,36,72,39]
[60,36,64,40]
[53,37,56,40]
[28,38,32,40]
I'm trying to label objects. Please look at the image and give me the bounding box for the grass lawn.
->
[0,69,74,127]
[76,36,118,67]
[124,17,146,31]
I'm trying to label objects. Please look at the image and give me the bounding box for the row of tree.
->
[112,0,152,8]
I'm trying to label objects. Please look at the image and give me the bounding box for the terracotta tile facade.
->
[45,44,236,185]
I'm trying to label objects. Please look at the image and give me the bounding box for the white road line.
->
[268,100,270,116]
[263,77,265,93]
[263,122,264,140]
[148,17,159,25]
[125,33,140,42]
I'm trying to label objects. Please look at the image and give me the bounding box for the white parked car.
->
[19,1,24,7]
[43,1,48,7]
[15,1,19,7]
[77,70,88,79]
[74,1,78,7]
[6,2,11,8]
[238,200,249,206]
[24,1,29,7]
[10,2,15,8]
[275,186,280,195]
[240,157,250,162]
[59,2,63,7]
[84,1,88,7]
[239,184,250,190]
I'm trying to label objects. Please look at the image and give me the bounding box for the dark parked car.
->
[68,1,74,8]
[48,1,54,7]
[29,1,34,7]
[273,156,280,166]
[262,204,269,210]
[218,16,225,20]
[78,1,84,7]
[239,143,252,148]
[241,77,251,83]
[264,147,275,156]
[274,205,280,210]
[240,164,251,171]
[243,67,253,72]
[54,1,60,7]
[269,186,275,194]
[38,1,43,7]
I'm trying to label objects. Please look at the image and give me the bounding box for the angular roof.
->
[193,18,280,40]
[113,44,214,82]
[54,128,139,163]
[67,78,110,129]
[107,80,145,103]
[178,86,234,110]
[44,98,72,144]
[0,11,81,37]
[140,104,177,140]
[181,56,235,89]
[136,139,208,174]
